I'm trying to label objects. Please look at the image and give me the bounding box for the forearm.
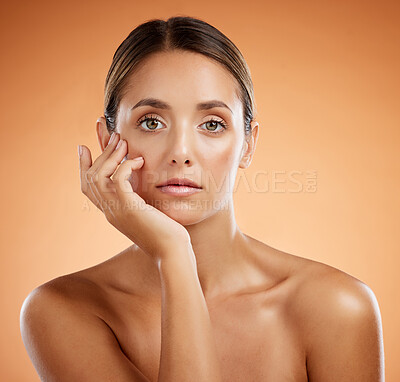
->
[157,243,222,382]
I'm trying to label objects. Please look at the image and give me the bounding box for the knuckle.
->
[96,178,106,193]
[112,169,121,181]
[112,176,124,190]
[84,171,93,184]
[92,172,100,184]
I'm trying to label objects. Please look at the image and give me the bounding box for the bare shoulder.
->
[287,256,383,330]
[246,234,384,380]
[243,235,382,315]
[285,256,385,381]
[20,270,149,381]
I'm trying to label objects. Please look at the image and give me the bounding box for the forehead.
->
[120,50,242,114]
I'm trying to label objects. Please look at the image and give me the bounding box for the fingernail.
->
[77,145,82,157]
[116,139,124,150]
[134,156,143,161]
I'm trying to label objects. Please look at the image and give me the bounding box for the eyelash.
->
[136,114,228,135]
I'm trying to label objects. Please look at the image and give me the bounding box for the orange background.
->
[1,0,399,380]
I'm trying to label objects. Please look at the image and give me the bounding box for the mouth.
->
[156,177,202,196]
[156,177,202,189]
[156,185,203,196]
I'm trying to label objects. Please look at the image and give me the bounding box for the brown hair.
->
[104,16,256,137]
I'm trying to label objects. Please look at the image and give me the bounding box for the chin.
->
[161,202,208,225]
[149,197,215,225]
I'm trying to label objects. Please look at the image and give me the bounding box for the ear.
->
[96,116,113,152]
[239,120,259,169]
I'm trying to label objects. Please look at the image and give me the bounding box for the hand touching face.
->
[97,50,258,226]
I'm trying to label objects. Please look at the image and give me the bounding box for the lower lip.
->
[157,185,202,196]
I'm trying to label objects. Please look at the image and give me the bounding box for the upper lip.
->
[156,177,202,189]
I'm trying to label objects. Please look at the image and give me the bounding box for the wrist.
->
[157,241,197,275]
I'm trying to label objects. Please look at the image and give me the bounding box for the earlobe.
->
[239,140,250,169]
[238,121,259,169]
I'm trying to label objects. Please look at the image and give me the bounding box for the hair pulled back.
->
[104,16,256,137]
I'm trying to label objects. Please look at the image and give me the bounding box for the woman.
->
[20,16,384,381]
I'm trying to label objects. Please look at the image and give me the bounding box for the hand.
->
[78,132,191,265]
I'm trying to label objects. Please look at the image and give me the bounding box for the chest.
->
[103,292,308,382]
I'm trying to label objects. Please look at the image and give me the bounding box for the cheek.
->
[126,140,166,176]
[200,141,241,192]
[126,138,151,160]
[124,141,162,190]
[205,134,242,166]
[210,147,237,168]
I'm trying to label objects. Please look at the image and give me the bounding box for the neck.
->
[183,198,250,299]
[123,199,255,300]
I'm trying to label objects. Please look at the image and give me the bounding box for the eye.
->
[199,118,228,135]
[136,114,163,132]
[135,114,228,135]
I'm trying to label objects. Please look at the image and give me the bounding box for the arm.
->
[20,244,222,382]
[70,134,220,380]
[157,243,222,382]
[303,273,385,381]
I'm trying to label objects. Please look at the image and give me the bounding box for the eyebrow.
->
[130,97,233,114]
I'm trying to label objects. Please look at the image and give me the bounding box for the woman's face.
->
[113,50,256,225]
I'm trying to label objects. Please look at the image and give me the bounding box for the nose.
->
[172,158,190,165]
[167,124,193,167]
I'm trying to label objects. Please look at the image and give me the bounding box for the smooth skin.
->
[20,50,384,381]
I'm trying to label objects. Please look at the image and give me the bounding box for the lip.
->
[156,177,202,189]
[157,185,203,196]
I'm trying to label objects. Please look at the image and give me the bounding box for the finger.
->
[79,145,103,211]
[87,132,123,199]
[79,144,93,196]
[112,154,146,214]
[87,175,107,213]
[97,138,130,195]
[79,144,111,214]
[98,139,130,178]
[89,132,122,173]
[95,139,135,220]
[90,161,119,217]
[90,139,128,217]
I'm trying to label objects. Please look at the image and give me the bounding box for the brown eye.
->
[137,115,163,132]
[205,121,219,131]
[145,119,159,130]
[200,119,227,134]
